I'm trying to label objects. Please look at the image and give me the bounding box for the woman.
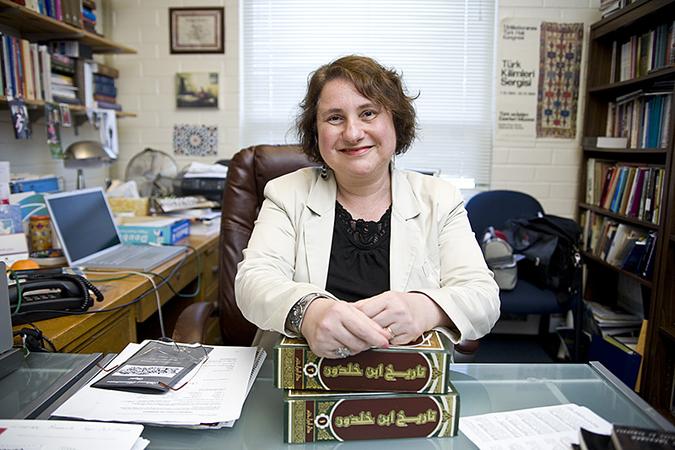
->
[235,55,499,359]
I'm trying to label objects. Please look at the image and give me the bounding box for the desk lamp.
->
[64,140,111,189]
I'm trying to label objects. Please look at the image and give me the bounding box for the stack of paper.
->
[460,404,612,450]
[52,341,264,429]
[0,420,147,450]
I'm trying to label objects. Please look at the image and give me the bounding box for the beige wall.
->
[494,0,601,217]
[109,0,238,179]
[3,0,601,218]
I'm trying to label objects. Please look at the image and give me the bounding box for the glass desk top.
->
[0,352,101,419]
[139,361,675,450]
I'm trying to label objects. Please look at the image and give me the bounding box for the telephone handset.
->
[9,269,104,325]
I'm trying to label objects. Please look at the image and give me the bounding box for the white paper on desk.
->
[459,403,612,450]
[52,342,256,427]
[0,419,146,450]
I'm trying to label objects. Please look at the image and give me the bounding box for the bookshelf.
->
[0,0,135,117]
[579,0,675,424]
[0,0,135,54]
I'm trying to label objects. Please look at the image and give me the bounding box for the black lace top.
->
[325,202,391,302]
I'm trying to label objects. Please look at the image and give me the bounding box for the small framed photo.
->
[59,104,72,127]
[176,72,219,108]
[169,7,224,54]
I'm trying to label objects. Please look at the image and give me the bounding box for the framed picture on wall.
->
[176,72,219,108]
[169,7,224,54]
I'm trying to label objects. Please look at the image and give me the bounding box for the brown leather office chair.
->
[173,144,479,359]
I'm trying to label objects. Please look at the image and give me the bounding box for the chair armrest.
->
[172,302,217,344]
[454,339,480,363]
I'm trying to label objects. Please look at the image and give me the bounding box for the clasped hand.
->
[301,292,444,359]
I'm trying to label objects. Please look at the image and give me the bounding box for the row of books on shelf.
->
[585,159,665,225]
[0,33,52,101]
[604,88,672,149]
[610,20,675,83]
[581,211,657,278]
[0,32,120,110]
[12,0,101,35]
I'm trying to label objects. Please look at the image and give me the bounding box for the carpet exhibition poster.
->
[496,18,583,140]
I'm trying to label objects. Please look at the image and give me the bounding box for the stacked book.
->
[82,0,98,34]
[92,61,120,111]
[275,330,459,443]
[51,53,79,104]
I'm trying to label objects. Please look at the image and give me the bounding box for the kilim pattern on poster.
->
[536,22,584,138]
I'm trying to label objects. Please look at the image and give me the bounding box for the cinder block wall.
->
[1,0,602,214]
[493,0,600,217]
[110,0,238,179]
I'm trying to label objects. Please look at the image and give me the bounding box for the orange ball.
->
[10,259,40,271]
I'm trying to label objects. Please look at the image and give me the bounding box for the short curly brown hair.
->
[296,55,418,163]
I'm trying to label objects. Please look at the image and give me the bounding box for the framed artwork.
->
[176,72,219,108]
[169,7,224,54]
[173,124,218,156]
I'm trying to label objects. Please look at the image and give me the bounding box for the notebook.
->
[45,188,187,271]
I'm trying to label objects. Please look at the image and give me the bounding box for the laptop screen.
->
[46,189,122,263]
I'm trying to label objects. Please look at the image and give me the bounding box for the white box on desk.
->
[117,217,190,245]
[0,232,29,266]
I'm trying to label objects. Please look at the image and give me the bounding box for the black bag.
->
[504,214,582,300]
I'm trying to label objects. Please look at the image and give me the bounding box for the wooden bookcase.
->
[0,0,136,117]
[579,0,675,424]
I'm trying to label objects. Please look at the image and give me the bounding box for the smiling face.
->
[316,78,397,185]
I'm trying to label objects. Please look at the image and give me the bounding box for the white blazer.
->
[235,167,500,344]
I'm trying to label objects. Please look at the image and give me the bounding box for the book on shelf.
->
[275,329,452,393]
[284,383,459,443]
[587,301,643,328]
[589,136,629,149]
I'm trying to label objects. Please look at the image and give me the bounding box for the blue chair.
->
[465,190,566,333]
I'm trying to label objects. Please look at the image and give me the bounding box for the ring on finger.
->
[335,347,351,358]
[386,326,396,339]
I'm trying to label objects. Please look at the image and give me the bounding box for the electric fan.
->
[124,148,179,198]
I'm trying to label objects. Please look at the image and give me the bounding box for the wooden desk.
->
[13,234,220,354]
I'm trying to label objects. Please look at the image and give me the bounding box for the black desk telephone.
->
[9,268,104,325]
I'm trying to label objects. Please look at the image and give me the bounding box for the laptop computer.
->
[45,188,187,272]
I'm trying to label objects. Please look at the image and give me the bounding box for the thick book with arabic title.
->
[275,330,452,394]
[283,381,459,443]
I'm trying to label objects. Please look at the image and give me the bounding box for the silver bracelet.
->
[285,293,325,337]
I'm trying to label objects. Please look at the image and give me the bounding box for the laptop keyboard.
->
[87,246,162,266]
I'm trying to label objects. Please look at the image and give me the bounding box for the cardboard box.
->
[0,233,29,267]
[108,197,150,217]
[117,216,190,245]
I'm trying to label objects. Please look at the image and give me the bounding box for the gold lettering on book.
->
[295,355,302,382]
[322,362,363,378]
[306,409,314,435]
[374,409,438,427]
[334,411,376,428]
[364,363,427,381]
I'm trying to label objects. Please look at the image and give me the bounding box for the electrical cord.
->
[9,245,200,339]
[14,323,57,353]
[84,245,195,338]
